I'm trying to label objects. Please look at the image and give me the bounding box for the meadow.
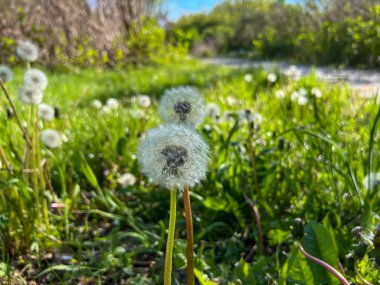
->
[0,58,380,285]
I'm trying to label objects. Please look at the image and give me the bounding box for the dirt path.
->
[202,57,380,98]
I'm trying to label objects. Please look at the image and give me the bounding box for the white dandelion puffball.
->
[206,103,221,120]
[41,129,62,148]
[363,172,380,191]
[244,73,253,82]
[291,91,299,102]
[16,41,39,62]
[18,85,43,104]
[0,65,13,83]
[91,99,102,109]
[275,90,286,99]
[106,98,119,109]
[24,69,48,90]
[311,87,323,98]
[238,109,263,124]
[118,173,137,188]
[137,124,210,190]
[136,95,151,107]
[267,73,277,83]
[38,103,55,121]
[158,86,205,128]
[297,94,309,105]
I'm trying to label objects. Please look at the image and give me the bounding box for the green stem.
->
[183,186,195,285]
[164,190,177,285]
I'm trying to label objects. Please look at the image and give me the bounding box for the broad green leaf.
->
[302,221,340,284]
[287,247,314,285]
[232,258,257,284]
[203,196,228,211]
[194,268,218,285]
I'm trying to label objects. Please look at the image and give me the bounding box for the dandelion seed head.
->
[205,103,221,121]
[106,98,119,109]
[311,87,323,98]
[0,65,13,83]
[267,73,277,83]
[38,103,55,121]
[16,41,39,62]
[137,124,209,190]
[41,129,62,148]
[275,89,286,99]
[238,109,263,124]
[136,95,151,107]
[24,69,48,90]
[18,85,43,105]
[91,99,102,109]
[244,73,253,82]
[158,87,205,128]
[118,173,137,188]
[363,172,380,191]
[297,94,309,105]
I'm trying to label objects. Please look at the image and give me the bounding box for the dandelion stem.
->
[183,186,195,285]
[244,193,264,256]
[298,243,350,285]
[0,79,32,146]
[164,190,177,285]
[0,143,12,175]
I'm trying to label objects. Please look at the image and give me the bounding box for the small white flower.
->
[91,99,102,109]
[137,124,209,190]
[24,69,48,90]
[205,103,221,121]
[238,109,263,124]
[275,90,286,99]
[38,103,55,121]
[136,95,151,108]
[118,173,137,188]
[267,73,277,83]
[297,94,309,105]
[18,85,43,104]
[311,87,323,98]
[158,86,205,128]
[363,172,380,191]
[106,98,119,109]
[16,41,39,62]
[0,65,13,83]
[244,73,253,82]
[41,129,62,148]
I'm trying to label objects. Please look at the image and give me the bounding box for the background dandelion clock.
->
[24,69,48,90]
[18,85,43,104]
[158,86,205,128]
[41,129,62,148]
[0,65,13,83]
[38,103,55,121]
[16,41,39,62]
[137,124,209,285]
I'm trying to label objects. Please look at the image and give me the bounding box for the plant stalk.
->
[244,193,264,256]
[164,190,177,285]
[183,186,195,285]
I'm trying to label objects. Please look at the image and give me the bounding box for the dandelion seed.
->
[16,41,39,62]
[18,85,43,105]
[41,129,62,148]
[91,99,102,109]
[244,73,253,82]
[38,103,55,121]
[205,103,220,121]
[118,173,137,188]
[363,172,380,191]
[137,124,209,190]
[106,98,119,109]
[267,73,277,83]
[311,87,323,98]
[158,87,205,128]
[24,69,48,90]
[136,95,151,107]
[0,65,13,83]
[238,109,263,124]
[275,90,286,99]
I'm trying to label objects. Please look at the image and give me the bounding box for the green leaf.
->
[194,268,218,285]
[301,221,340,284]
[232,258,257,284]
[203,196,227,211]
[286,247,314,285]
[80,153,100,189]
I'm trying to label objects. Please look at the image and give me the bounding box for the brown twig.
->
[183,186,195,285]
[298,243,350,285]
[244,193,264,256]
[0,79,32,146]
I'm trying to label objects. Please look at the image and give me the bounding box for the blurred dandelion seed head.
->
[267,73,277,83]
[118,173,137,188]
[311,87,323,98]
[24,69,48,90]
[18,85,43,105]
[206,103,221,121]
[16,41,39,62]
[244,73,253,82]
[106,98,119,109]
[41,129,62,148]
[275,89,286,99]
[0,65,13,83]
[363,172,380,191]
[136,95,151,107]
[91,99,102,109]
[158,86,205,128]
[137,124,209,190]
[38,103,55,121]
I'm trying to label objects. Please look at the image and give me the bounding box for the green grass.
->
[0,60,380,284]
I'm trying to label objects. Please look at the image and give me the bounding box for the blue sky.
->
[164,0,300,21]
